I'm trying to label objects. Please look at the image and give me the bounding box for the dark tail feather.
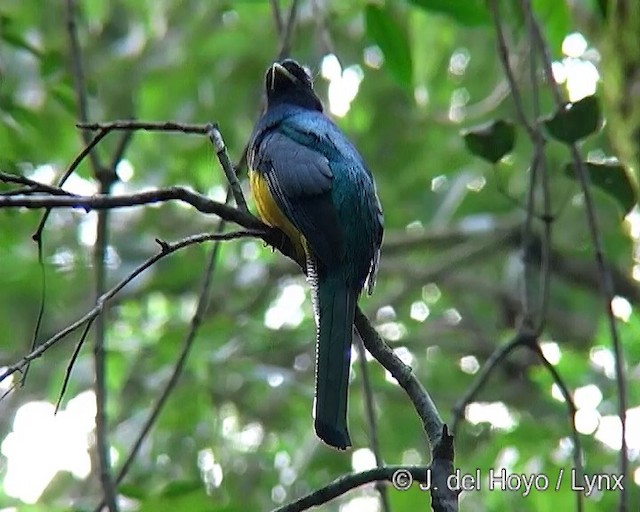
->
[314,276,356,450]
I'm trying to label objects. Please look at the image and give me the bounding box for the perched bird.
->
[248,60,383,450]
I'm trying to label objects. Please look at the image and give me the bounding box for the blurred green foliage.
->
[0,1,638,511]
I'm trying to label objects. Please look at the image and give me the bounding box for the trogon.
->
[248,60,383,450]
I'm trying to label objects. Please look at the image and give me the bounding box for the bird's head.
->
[264,59,323,112]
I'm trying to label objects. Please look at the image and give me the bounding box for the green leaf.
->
[544,95,601,144]
[564,161,638,214]
[365,5,413,87]
[119,484,146,500]
[462,120,516,163]
[161,480,202,497]
[407,0,490,26]
[0,16,42,56]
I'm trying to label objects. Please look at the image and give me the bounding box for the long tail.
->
[314,274,357,450]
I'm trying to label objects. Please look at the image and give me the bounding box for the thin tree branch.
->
[270,0,284,35]
[78,120,248,211]
[354,309,457,512]
[270,466,429,512]
[91,207,230,512]
[93,188,118,512]
[66,0,117,506]
[78,120,211,134]
[521,2,628,508]
[355,309,443,453]
[55,320,94,413]
[310,0,336,56]
[525,15,553,339]
[531,342,584,511]
[277,0,300,60]
[109,130,135,172]
[521,148,542,329]
[0,188,266,230]
[208,125,248,211]
[65,0,101,171]
[32,130,110,243]
[524,13,583,507]
[355,336,390,512]
[569,149,628,509]
[0,172,79,196]
[22,244,47,386]
[488,0,536,139]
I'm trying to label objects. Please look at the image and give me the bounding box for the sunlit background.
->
[1,26,639,512]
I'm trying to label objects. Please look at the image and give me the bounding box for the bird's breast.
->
[249,168,306,260]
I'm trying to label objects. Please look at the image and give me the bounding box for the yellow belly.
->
[249,169,306,261]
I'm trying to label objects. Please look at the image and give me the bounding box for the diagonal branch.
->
[270,466,429,512]
[354,310,457,512]
[0,230,263,385]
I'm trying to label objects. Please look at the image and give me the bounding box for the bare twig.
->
[55,320,94,413]
[531,343,584,509]
[310,0,336,56]
[94,189,118,512]
[32,130,110,243]
[355,336,390,512]
[66,0,101,170]
[270,0,284,35]
[524,15,553,338]
[488,0,535,139]
[354,309,457,512]
[569,150,628,509]
[0,172,79,196]
[65,0,118,507]
[78,120,211,134]
[22,245,47,386]
[485,7,586,512]
[109,131,135,172]
[270,466,429,512]
[355,309,443,451]
[208,125,248,211]
[523,10,583,508]
[77,120,248,211]
[277,0,300,60]
[521,2,628,508]
[0,188,266,231]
